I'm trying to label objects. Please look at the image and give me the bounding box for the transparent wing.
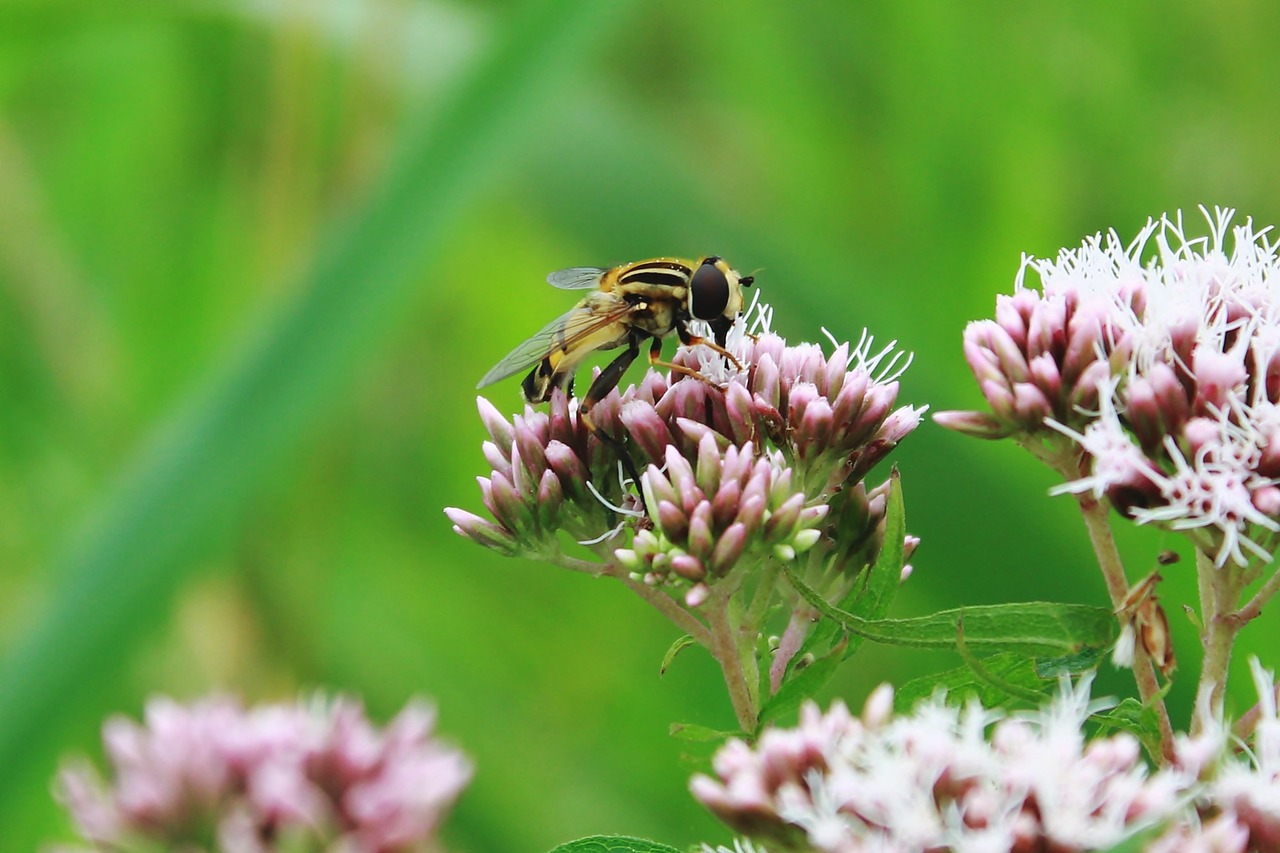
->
[476,296,632,388]
[546,267,607,290]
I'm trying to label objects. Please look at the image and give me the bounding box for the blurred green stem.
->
[1073,490,1175,762]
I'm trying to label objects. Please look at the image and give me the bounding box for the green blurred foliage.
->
[2,1,1280,850]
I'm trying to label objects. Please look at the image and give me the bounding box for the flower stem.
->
[1236,562,1280,625]
[705,585,759,735]
[1072,491,1176,761]
[616,572,715,648]
[745,560,782,628]
[556,554,716,646]
[1192,549,1245,736]
[549,554,612,575]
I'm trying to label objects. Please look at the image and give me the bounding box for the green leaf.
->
[1035,645,1109,677]
[660,634,697,676]
[669,722,738,743]
[1093,697,1165,761]
[1098,829,1161,853]
[766,477,905,724]
[791,471,905,672]
[893,653,1054,712]
[758,639,847,727]
[547,836,682,853]
[783,567,1116,656]
[955,617,1046,704]
[0,0,635,787]
[848,469,906,623]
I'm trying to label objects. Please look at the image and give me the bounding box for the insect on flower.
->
[477,256,755,429]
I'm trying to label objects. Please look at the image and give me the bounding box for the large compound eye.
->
[689,259,730,320]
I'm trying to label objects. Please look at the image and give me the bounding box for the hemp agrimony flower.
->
[939,207,1280,568]
[692,660,1280,851]
[448,294,924,732]
[691,679,1196,852]
[54,694,470,853]
[938,207,1280,752]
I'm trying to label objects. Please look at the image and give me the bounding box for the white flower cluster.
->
[694,663,1280,853]
[1026,208,1280,566]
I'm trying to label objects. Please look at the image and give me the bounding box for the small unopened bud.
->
[444,508,518,553]
[862,683,895,728]
[932,410,1015,440]
[671,554,706,581]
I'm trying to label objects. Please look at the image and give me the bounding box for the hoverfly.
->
[477,256,755,425]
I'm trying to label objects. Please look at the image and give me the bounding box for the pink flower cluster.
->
[692,681,1188,852]
[939,208,1280,566]
[693,660,1280,853]
[449,295,925,603]
[55,694,471,853]
[617,438,828,607]
[1151,657,1280,852]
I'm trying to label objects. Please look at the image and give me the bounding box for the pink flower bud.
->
[482,440,511,477]
[822,343,851,398]
[671,554,706,581]
[994,293,1030,348]
[545,440,588,492]
[1125,377,1163,450]
[1026,297,1067,362]
[655,500,688,540]
[1183,417,1219,456]
[685,582,711,607]
[1027,352,1063,404]
[709,523,749,576]
[687,501,716,558]
[664,445,701,514]
[476,396,514,447]
[1149,360,1190,434]
[1061,301,1108,384]
[796,398,835,458]
[711,478,743,529]
[963,333,1007,388]
[980,378,1018,421]
[486,472,527,531]
[932,410,1015,440]
[536,469,562,510]
[1253,485,1280,517]
[695,432,723,496]
[752,353,781,411]
[764,493,806,541]
[620,399,677,464]
[1012,382,1053,425]
[1069,360,1111,413]
[724,381,757,446]
[722,442,755,486]
[1192,347,1247,410]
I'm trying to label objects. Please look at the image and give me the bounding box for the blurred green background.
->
[3,1,1280,849]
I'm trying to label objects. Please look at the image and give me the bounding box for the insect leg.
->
[579,335,647,512]
[643,326,744,387]
[676,325,745,370]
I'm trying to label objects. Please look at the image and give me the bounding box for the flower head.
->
[450,293,924,592]
[55,694,471,853]
[448,292,923,733]
[939,207,1280,566]
[692,680,1194,853]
